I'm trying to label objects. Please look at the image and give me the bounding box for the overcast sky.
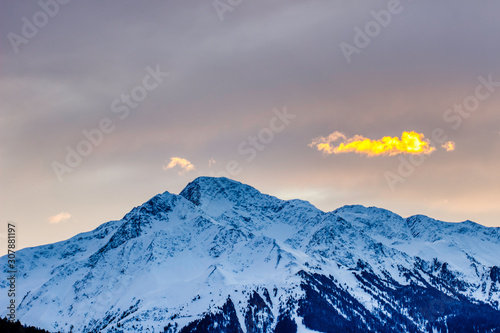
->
[1,0,499,252]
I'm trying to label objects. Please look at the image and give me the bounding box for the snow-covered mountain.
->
[1,177,500,332]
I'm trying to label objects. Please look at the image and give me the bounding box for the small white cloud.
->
[163,157,195,175]
[48,212,72,224]
[441,141,456,152]
[208,158,216,167]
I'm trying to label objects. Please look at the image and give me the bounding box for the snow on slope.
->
[1,177,499,332]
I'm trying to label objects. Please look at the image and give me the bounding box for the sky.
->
[1,0,499,253]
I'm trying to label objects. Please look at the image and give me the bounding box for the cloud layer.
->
[1,0,499,254]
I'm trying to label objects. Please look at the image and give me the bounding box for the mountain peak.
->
[179,176,271,207]
[124,190,180,219]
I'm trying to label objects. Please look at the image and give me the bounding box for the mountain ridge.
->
[1,177,499,332]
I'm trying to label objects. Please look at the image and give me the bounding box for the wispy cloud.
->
[48,212,72,224]
[163,157,195,174]
[309,131,437,157]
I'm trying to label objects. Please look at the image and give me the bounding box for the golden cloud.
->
[163,157,195,174]
[309,131,437,156]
